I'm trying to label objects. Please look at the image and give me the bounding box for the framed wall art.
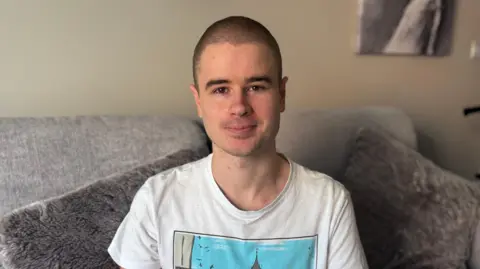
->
[356,0,456,56]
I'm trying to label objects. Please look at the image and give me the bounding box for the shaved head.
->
[192,16,282,88]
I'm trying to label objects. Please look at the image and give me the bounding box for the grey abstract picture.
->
[356,0,455,56]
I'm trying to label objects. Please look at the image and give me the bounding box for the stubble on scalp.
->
[192,16,283,90]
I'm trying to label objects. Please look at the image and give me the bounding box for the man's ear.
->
[189,84,202,118]
[279,76,288,112]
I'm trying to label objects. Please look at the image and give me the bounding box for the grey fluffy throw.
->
[0,149,207,269]
[342,127,480,269]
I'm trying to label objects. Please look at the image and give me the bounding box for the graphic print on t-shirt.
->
[173,231,317,269]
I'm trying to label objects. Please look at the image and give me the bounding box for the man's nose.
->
[229,89,252,116]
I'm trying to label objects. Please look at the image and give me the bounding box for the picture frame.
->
[356,0,456,56]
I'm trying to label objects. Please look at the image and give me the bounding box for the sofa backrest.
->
[0,106,416,217]
[0,115,210,217]
[276,106,417,179]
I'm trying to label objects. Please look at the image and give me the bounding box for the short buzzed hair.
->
[192,16,283,88]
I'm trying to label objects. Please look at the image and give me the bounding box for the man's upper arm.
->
[328,188,369,269]
[107,180,161,269]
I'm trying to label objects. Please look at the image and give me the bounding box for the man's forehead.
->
[201,42,272,59]
[197,43,277,78]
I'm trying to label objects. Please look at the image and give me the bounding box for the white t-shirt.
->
[108,153,368,269]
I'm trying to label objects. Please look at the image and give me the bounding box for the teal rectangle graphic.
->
[173,231,317,269]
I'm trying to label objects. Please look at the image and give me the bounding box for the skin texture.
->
[190,42,290,211]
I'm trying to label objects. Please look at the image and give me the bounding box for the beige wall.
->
[0,1,479,179]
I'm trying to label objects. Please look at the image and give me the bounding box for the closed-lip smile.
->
[226,125,255,130]
[224,123,257,136]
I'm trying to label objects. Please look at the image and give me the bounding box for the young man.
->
[108,16,368,269]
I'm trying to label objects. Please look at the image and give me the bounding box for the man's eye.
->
[248,85,265,91]
[213,87,228,94]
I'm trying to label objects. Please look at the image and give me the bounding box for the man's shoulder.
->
[291,161,350,201]
[142,154,211,194]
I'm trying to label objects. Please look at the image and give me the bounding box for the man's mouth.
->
[226,125,256,130]
[224,123,257,135]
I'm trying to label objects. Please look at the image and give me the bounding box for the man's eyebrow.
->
[205,79,230,89]
[245,76,272,84]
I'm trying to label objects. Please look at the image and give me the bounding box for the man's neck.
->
[211,147,290,211]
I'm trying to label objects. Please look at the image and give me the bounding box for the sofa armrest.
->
[469,220,480,269]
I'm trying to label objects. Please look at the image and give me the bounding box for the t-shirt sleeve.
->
[328,187,369,269]
[108,179,161,269]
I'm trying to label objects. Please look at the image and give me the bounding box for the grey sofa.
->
[0,106,478,268]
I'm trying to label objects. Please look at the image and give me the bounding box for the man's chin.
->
[216,143,260,158]
[212,135,270,157]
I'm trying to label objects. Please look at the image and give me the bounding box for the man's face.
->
[190,42,287,157]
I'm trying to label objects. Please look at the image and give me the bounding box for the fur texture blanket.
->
[0,148,207,269]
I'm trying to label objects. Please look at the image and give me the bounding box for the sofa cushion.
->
[0,148,208,269]
[341,126,480,268]
[0,115,209,217]
[276,106,417,180]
